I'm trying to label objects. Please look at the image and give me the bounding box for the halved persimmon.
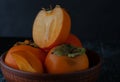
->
[45,44,89,74]
[33,5,71,49]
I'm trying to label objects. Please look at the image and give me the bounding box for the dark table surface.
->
[0,37,120,82]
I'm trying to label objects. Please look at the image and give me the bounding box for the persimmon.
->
[44,34,83,53]
[33,5,71,49]
[65,34,82,47]
[45,44,89,74]
[5,40,46,69]
[12,51,43,73]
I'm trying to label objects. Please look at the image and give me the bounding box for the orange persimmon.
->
[45,44,89,74]
[33,5,71,49]
[44,34,83,53]
[65,34,82,47]
[5,45,46,69]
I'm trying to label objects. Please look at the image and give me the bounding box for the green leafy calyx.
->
[52,44,86,57]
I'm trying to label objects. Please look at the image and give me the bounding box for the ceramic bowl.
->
[0,49,102,82]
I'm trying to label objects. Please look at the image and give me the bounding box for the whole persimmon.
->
[45,44,89,74]
[65,34,82,47]
[33,5,71,49]
[43,34,82,53]
[5,40,46,70]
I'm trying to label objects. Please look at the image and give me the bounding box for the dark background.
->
[1,1,120,82]
[0,0,115,41]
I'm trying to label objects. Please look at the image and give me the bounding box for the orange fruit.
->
[65,34,82,47]
[5,45,46,69]
[45,44,89,74]
[33,5,71,49]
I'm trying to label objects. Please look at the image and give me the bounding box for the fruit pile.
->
[5,5,89,74]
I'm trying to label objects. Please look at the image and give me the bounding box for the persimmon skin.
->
[45,47,89,74]
[12,51,44,73]
[44,34,82,53]
[5,45,46,69]
[65,34,82,48]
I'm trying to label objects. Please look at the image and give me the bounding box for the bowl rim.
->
[0,49,102,77]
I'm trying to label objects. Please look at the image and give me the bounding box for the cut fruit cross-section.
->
[33,5,71,49]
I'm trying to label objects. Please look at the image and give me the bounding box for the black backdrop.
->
[0,0,116,41]
[1,1,120,82]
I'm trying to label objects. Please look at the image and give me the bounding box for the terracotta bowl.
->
[0,49,102,82]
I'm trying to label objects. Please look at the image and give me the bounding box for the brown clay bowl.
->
[0,49,102,82]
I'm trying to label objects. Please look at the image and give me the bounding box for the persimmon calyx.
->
[52,44,86,57]
[14,40,38,48]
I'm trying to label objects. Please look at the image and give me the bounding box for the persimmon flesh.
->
[33,5,71,49]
